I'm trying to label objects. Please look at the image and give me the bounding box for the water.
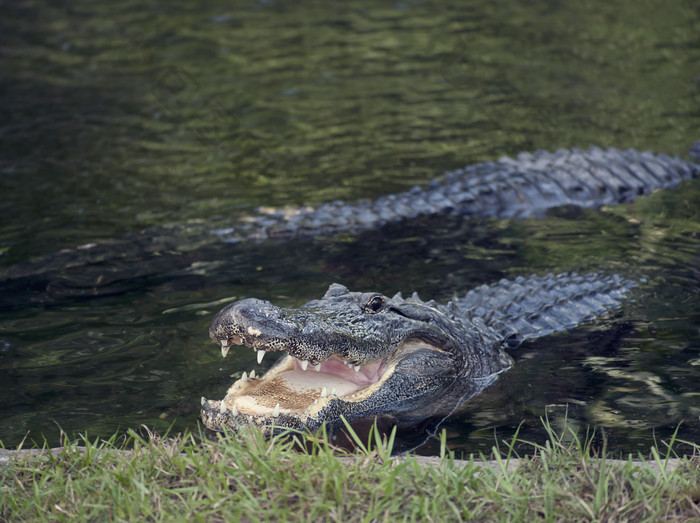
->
[1,0,699,455]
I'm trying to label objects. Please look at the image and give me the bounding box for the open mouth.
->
[202,334,430,425]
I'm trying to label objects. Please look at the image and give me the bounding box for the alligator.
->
[2,142,698,286]
[197,141,699,435]
[210,142,700,242]
[201,272,635,434]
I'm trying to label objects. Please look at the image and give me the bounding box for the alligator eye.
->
[366,296,385,312]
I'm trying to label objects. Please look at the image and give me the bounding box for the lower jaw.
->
[216,376,369,421]
[201,401,314,432]
[201,393,351,433]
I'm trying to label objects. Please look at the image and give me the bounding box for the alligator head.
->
[201,283,511,433]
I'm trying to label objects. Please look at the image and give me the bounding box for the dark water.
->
[1,0,699,455]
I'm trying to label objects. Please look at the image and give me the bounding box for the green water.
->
[1,0,699,453]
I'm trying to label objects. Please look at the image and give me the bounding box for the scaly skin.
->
[211,143,700,241]
[3,142,698,283]
[201,273,635,433]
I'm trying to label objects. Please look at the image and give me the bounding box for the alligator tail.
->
[444,272,637,348]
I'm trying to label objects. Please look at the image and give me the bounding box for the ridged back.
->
[215,143,699,241]
[440,273,636,347]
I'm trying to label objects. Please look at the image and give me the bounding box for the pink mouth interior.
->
[275,355,385,397]
[300,355,383,384]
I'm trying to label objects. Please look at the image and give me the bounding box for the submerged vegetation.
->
[1,419,699,521]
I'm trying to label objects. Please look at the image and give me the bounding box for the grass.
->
[1,418,699,522]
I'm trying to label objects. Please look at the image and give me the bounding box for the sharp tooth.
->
[231,404,238,416]
[257,350,265,364]
[331,387,337,396]
[314,363,321,372]
[249,369,256,379]
[321,387,328,398]
[313,399,318,406]
[300,359,309,371]
[241,371,248,382]
[272,403,280,417]
[354,365,361,374]
[221,340,230,358]
[218,402,227,413]
[200,397,206,406]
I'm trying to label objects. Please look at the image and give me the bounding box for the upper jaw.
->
[209,296,459,368]
[209,298,392,366]
[212,321,452,371]
[213,327,385,369]
[216,331,388,378]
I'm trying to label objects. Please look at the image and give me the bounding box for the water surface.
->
[1,0,699,455]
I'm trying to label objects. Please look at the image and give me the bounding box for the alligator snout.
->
[209,298,287,346]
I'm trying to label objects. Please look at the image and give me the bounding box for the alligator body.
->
[2,143,698,284]
[213,144,700,241]
[202,273,635,433]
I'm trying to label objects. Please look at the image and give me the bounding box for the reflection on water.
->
[1,0,699,453]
